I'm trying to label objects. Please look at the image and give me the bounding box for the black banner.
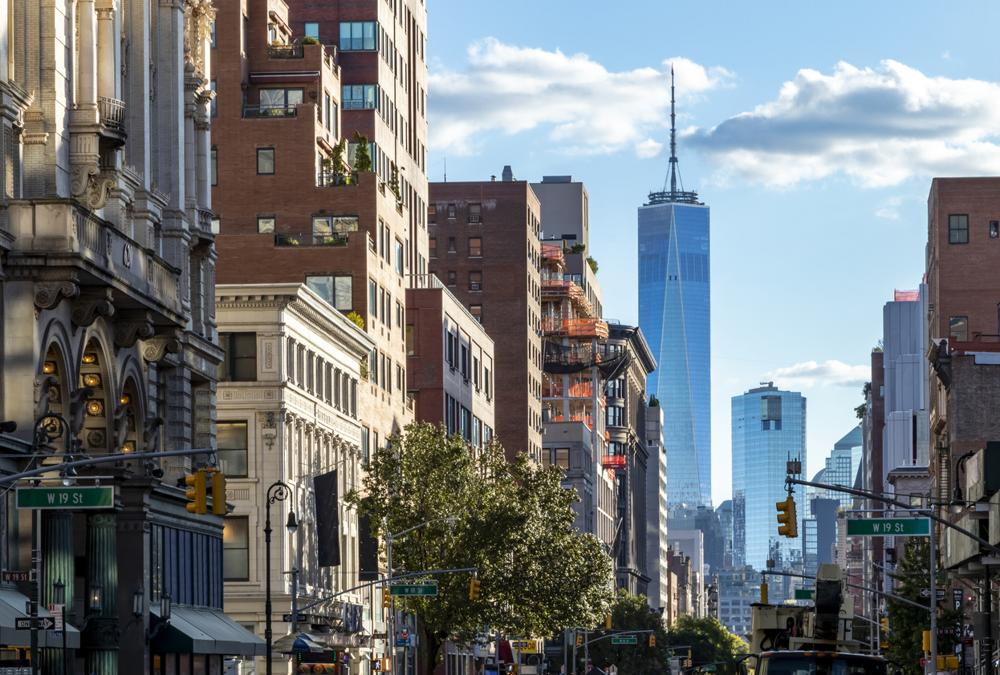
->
[359,513,379,580]
[313,470,340,567]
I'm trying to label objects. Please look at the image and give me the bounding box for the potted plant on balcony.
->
[352,131,372,173]
[346,311,365,330]
[301,36,320,45]
[388,162,401,200]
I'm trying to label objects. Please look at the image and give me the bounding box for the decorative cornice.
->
[113,310,155,348]
[35,281,80,310]
[70,288,115,327]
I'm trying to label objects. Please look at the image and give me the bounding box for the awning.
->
[273,632,330,654]
[0,589,80,649]
[151,605,265,657]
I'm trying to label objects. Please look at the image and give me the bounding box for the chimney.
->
[490,175,496,182]
[501,165,513,182]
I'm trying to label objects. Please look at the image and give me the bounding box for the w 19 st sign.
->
[846,517,930,537]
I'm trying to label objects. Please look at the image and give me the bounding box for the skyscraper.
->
[731,383,806,570]
[638,69,712,507]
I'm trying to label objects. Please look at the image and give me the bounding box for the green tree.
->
[584,591,670,674]
[352,131,372,172]
[885,539,961,674]
[664,616,747,675]
[350,423,613,675]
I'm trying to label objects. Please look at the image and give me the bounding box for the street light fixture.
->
[264,481,296,675]
[88,584,103,613]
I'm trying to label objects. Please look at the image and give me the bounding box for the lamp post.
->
[53,579,67,675]
[264,481,297,675]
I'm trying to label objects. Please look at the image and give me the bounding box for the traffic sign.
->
[794,589,815,600]
[48,605,63,631]
[390,582,438,596]
[919,589,947,600]
[846,517,930,537]
[16,486,113,510]
[15,617,55,630]
[282,613,307,623]
[2,570,30,583]
[610,636,638,645]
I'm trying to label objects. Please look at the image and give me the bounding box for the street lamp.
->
[264,481,296,675]
[53,579,67,675]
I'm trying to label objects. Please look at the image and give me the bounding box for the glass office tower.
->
[638,197,711,507]
[731,383,806,570]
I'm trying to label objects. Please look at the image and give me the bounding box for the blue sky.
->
[425,1,1000,505]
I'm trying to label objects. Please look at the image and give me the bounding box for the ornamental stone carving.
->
[141,333,182,363]
[34,281,80,310]
[113,311,155,348]
[71,289,115,327]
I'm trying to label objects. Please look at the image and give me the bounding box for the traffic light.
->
[776,495,798,538]
[575,633,583,647]
[760,581,768,604]
[648,634,656,647]
[185,469,207,514]
[468,577,481,601]
[382,587,391,608]
[210,469,227,515]
[604,614,612,630]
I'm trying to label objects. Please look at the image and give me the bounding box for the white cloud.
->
[874,196,903,220]
[689,60,1000,188]
[767,360,870,389]
[428,39,732,156]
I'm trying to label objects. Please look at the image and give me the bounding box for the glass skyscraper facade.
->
[638,200,711,507]
[731,383,806,570]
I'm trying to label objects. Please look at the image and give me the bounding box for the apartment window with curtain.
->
[468,237,482,257]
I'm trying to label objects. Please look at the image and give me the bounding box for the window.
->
[306,275,353,311]
[256,148,275,175]
[470,305,482,323]
[342,84,377,110]
[223,517,249,581]
[429,237,437,258]
[761,395,783,431]
[460,343,469,379]
[406,325,415,355]
[447,237,456,253]
[368,279,378,320]
[446,271,457,287]
[395,301,403,328]
[469,271,482,291]
[257,216,275,233]
[394,238,404,274]
[991,221,999,239]
[446,329,455,366]
[553,448,570,470]
[447,204,456,219]
[217,422,248,478]
[468,237,482,257]
[260,88,303,111]
[210,19,216,47]
[210,147,218,186]
[607,406,624,427]
[396,364,404,392]
[323,92,332,131]
[219,333,257,381]
[949,214,969,244]
[339,21,377,51]
[950,315,969,342]
[304,22,320,39]
[210,80,217,117]
[468,203,481,223]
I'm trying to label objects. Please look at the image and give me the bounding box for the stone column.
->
[85,514,118,675]
[39,512,74,674]
[76,0,98,109]
[95,2,116,101]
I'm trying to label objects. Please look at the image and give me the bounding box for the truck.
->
[744,564,889,675]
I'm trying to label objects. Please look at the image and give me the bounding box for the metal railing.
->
[274,232,349,247]
[98,96,125,131]
[267,44,304,58]
[242,105,298,118]
[317,170,358,187]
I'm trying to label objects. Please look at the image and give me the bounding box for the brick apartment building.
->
[211,0,429,448]
[406,276,496,444]
[427,172,544,461]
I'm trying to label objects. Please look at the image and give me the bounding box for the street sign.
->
[846,517,930,537]
[1,570,30,583]
[282,613,307,623]
[16,486,114,510]
[48,605,63,631]
[15,617,55,630]
[390,582,438,596]
[794,589,815,600]
[919,589,947,600]
[610,636,638,645]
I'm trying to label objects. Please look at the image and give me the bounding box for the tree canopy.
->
[349,423,613,674]
[664,615,748,675]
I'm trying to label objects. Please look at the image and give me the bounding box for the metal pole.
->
[571,630,577,675]
[986,565,994,675]
[290,566,299,634]
[583,629,588,673]
[930,521,938,674]
[387,528,395,675]
[30,508,39,675]
[265,496,273,675]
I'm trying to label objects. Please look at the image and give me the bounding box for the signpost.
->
[794,589,815,600]
[15,486,113,510]
[389,582,438,597]
[15,617,54,631]
[846,517,930,536]
[610,636,637,646]
[2,570,30,583]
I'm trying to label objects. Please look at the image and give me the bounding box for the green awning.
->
[0,589,80,649]
[151,605,265,657]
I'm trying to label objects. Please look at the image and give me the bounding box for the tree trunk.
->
[419,623,442,675]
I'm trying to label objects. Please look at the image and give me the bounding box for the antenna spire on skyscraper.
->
[646,64,701,206]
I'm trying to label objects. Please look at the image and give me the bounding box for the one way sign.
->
[15,617,55,630]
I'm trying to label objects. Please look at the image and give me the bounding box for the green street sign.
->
[794,589,815,600]
[611,636,638,645]
[846,517,930,537]
[16,486,114,510]
[390,582,438,597]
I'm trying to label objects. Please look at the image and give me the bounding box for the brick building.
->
[406,275,495,444]
[211,0,429,450]
[427,173,543,461]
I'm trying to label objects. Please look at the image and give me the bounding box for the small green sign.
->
[16,486,113,510]
[390,582,438,597]
[611,636,638,645]
[794,589,815,600]
[846,517,930,537]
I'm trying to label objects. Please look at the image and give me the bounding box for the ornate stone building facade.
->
[0,0,262,673]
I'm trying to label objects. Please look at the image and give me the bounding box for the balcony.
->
[274,232,349,247]
[242,105,298,119]
[98,96,126,146]
[6,201,183,323]
[267,44,304,59]
[317,170,359,187]
[542,317,608,340]
[601,454,626,470]
[541,243,565,265]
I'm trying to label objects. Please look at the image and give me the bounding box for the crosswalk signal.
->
[210,469,227,515]
[382,588,391,609]
[185,469,207,514]
[468,577,481,601]
[776,495,798,538]
[648,634,656,647]
[604,614,612,630]
[575,633,583,647]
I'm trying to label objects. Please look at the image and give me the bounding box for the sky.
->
[424,1,1000,505]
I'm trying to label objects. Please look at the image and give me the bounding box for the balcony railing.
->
[267,44,304,58]
[601,455,627,470]
[542,317,608,339]
[274,232,349,247]
[243,105,298,119]
[318,170,359,187]
[541,243,565,265]
[98,96,126,131]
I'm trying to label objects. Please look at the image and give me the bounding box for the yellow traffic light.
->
[210,469,227,515]
[760,581,768,604]
[575,633,583,647]
[382,588,391,609]
[468,577,481,601]
[776,495,798,538]
[648,634,656,647]
[922,630,931,652]
[604,614,612,630]
[185,469,207,514]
